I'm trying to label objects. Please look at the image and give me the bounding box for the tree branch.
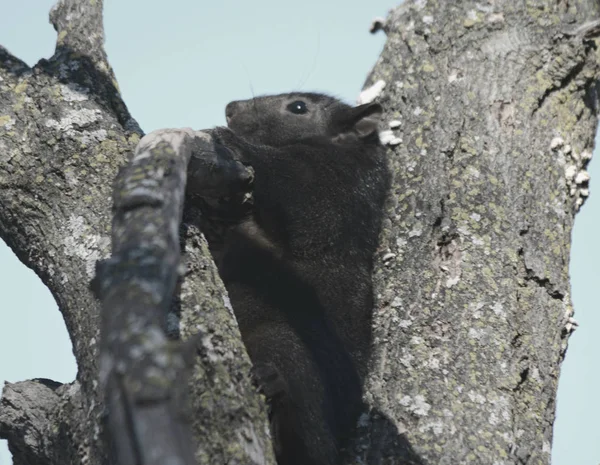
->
[92,128,263,465]
[0,379,92,465]
[92,129,202,465]
[0,1,271,464]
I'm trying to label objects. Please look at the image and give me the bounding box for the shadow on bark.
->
[349,408,424,465]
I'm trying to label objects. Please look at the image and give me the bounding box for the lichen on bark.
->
[1,0,599,464]
[0,1,273,464]
[362,1,600,463]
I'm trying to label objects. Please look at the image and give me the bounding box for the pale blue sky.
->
[0,1,598,464]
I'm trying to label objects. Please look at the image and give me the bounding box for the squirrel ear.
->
[350,103,383,138]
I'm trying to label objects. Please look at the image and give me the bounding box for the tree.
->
[0,0,598,464]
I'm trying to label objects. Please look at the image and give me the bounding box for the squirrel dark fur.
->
[209,92,390,465]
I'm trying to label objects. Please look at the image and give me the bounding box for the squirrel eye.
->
[287,100,308,115]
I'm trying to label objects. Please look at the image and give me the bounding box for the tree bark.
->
[0,1,598,465]
[0,1,273,464]
[361,1,600,464]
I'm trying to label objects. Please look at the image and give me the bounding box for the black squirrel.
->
[208,92,390,465]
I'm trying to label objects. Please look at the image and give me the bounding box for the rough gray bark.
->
[0,1,598,465]
[361,1,600,464]
[94,129,206,465]
[0,1,273,464]
[92,128,257,465]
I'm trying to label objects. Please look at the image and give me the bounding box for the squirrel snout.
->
[225,101,241,124]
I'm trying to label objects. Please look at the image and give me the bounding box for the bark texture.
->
[0,0,598,465]
[361,1,599,464]
[94,129,205,465]
[0,1,273,464]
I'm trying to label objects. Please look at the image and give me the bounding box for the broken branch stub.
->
[92,128,256,465]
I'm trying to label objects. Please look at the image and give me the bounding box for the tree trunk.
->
[361,1,600,464]
[0,1,598,465]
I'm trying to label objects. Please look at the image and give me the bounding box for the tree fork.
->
[0,1,598,464]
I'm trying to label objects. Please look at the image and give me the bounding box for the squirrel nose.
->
[225,101,240,124]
